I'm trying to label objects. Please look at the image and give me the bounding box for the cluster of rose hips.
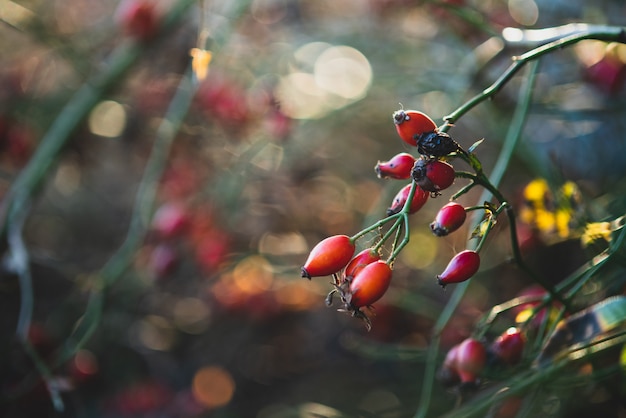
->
[301,109,484,328]
[439,327,526,391]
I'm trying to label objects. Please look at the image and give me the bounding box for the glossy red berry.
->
[386,183,429,216]
[344,248,381,280]
[375,153,416,180]
[437,250,480,288]
[431,202,466,236]
[438,344,461,387]
[346,260,392,308]
[456,338,486,384]
[415,131,460,157]
[412,158,455,194]
[301,235,355,279]
[152,203,189,238]
[116,0,158,41]
[392,109,437,147]
[491,327,525,366]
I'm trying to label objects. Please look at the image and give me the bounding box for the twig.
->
[414,59,540,418]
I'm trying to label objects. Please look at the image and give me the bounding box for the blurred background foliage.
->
[0,0,626,417]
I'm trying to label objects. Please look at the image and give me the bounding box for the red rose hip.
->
[392,109,437,147]
[344,248,381,280]
[456,338,487,383]
[412,158,455,194]
[346,260,392,308]
[491,327,525,365]
[375,152,416,180]
[437,250,480,287]
[301,235,355,279]
[431,202,466,236]
[387,183,429,216]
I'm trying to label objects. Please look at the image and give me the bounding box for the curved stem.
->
[350,213,401,242]
[441,26,626,127]
[415,58,540,418]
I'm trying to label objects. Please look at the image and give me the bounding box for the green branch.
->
[441,25,626,127]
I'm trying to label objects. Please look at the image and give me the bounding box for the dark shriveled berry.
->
[416,131,460,157]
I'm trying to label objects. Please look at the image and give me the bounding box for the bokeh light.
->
[276,43,372,119]
[192,366,235,409]
[508,0,539,26]
[88,100,127,138]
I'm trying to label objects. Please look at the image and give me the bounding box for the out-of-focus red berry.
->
[116,0,159,41]
[584,55,626,95]
[195,75,250,129]
[456,338,486,384]
[491,327,525,366]
[152,203,189,238]
[301,235,355,279]
[195,230,231,273]
[149,244,180,278]
[69,349,99,383]
[511,285,563,329]
[438,344,461,387]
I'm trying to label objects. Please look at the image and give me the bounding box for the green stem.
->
[57,65,198,364]
[0,0,198,238]
[504,205,570,309]
[414,59,540,418]
[442,26,626,126]
[351,213,402,242]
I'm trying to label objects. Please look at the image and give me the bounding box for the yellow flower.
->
[190,48,212,82]
[580,222,612,248]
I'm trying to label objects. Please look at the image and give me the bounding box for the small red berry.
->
[456,338,486,384]
[375,152,416,180]
[392,109,437,147]
[438,344,461,387]
[152,202,189,238]
[387,183,429,216]
[301,235,355,279]
[412,158,455,194]
[437,250,480,288]
[346,260,392,308]
[149,244,179,278]
[491,327,525,366]
[116,0,159,41]
[431,202,466,236]
[344,248,381,280]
